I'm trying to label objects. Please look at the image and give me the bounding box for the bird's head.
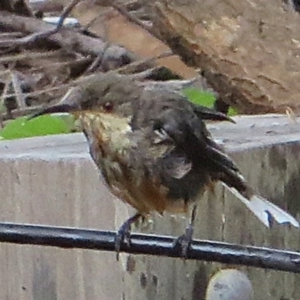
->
[29,72,141,121]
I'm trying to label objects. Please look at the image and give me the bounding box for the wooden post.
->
[0,114,299,299]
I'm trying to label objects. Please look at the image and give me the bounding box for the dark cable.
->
[0,222,299,273]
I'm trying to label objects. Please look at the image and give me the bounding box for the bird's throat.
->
[79,112,133,156]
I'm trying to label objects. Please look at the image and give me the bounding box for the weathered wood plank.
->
[0,114,300,299]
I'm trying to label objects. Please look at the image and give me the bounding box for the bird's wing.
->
[152,105,238,174]
[134,89,240,181]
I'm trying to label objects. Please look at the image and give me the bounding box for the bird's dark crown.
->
[29,73,141,120]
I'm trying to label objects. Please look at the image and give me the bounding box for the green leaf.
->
[228,106,238,116]
[183,88,239,116]
[0,115,74,140]
[182,88,216,107]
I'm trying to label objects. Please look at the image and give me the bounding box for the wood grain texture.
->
[140,0,300,114]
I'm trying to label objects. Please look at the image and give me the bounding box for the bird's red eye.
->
[102,101,113,112]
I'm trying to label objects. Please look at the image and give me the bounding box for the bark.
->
[140,0,300,114]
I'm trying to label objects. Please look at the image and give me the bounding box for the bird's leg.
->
[115,212,142,259]
[173,204,198,258]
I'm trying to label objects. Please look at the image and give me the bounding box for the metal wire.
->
[0,222,299,273]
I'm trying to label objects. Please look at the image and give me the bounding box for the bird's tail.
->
[224,185,299,228]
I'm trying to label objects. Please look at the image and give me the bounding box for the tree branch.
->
[0,10,136,63]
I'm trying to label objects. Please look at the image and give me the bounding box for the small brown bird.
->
[30,72,299,255]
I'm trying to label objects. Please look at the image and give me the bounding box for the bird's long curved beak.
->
[28,87,81,120]
[28,103,78,120]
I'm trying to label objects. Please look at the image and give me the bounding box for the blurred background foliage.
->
[0,114,75,140]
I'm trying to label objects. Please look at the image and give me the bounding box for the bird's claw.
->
[173,224,194,259]
[115,213,142,260]
[115,222,131,260]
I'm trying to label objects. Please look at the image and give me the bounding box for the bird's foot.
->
[173,223,194,259]
[115,213,142,260]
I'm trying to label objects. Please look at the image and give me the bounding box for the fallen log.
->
[140,0,300,114]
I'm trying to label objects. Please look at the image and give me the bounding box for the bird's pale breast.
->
[78,112,196,215]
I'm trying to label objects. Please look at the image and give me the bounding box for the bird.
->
[29,72,299,256]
